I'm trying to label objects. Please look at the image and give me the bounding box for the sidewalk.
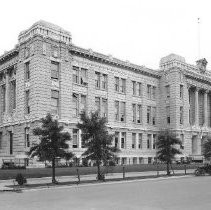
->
[0,169,195,191]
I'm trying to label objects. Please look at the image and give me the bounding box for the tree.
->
[28,113,74,184]
[156,130,182,175]
[77,111,118,180]
[202,137,211,160]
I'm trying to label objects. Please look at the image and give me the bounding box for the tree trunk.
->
[52,158,57,184]
[166,161,170,175]
[96,160,103,181]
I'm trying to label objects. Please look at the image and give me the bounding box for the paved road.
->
[1,176,211,210]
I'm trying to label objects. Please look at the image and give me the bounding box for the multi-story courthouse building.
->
[0,20,210,166]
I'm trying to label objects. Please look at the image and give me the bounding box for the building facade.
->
[0,20,210,167]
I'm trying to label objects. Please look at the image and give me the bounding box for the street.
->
[1,176,211,210]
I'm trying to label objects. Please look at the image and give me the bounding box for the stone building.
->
[0,20,210,167]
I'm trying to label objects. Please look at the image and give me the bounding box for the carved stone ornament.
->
[196,58,208,73]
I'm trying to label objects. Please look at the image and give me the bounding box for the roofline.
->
[0,48,19,63]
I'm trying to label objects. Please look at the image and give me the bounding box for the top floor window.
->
[120,78,126,93]
[147,85,151,99]
[95,72,100,89]
[132,81,136,95]
[51,61,59,79]
[25,62,30,80]
[73,66,79,84]
[166,85,170,98]
[81,68,88,85]
[115,77,119,92]
[138,82,142,97]
[102,74,107,90]
[180,85,183,99]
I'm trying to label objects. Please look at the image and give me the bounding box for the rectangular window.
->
[180,134,184,150]
[1,85,6,112]
[115,101,119,121]
[166,106,170,124]
[10,80,16,110]
[120,102,126,122]
[51,90,59,115]
[147,106,151,124]
[25,62,30,80]
[0,132,2,149]
[73,66,79,84]
[80,95,86,113]
[102,74,107,90]
[9,131,13,155]
[138,133,142,149]
[51,61,59,79]
[132,104,136,123]
[115,132,119,148]
[153,134,156,149]
[137,105,142,124]
[147,134,151,149]
[152,107,156,125]
[166,85,170,98]
[25,128,30,148]
[120,79,126,93]
[73,93,79,117]
[95,97,101,114]
[115,77,119,92]
[152,87,156,100]
[26,90,30,114]
[132,133,136,149]
[72,129,79,148]
[147,85,151,99]
[180,106,183,124]
[81,68,88,85]
[132,81,136,95]
[121,132,126,149]
[102,98,108,118]
[95,72,100,89]
[138,82,142,97]
[180,85,183,99]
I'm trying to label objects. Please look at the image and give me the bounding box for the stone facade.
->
[0,20,210,167]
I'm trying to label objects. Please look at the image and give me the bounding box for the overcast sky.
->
[1,0,211,69]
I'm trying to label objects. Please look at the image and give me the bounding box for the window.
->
[0,132,2,149]
[115,132,119,148]
[152,87,156,100]
[132,104,136,123]
[180,134,184,150]
[80,95,86,113]
[115,77,119,92]
[72,129,79,148]
[81,68,88,85]
[120,78,126,93]
[180,85,183,99]
[138,133,142,149]
[152,107,156,125]
[102,98,108,118]
[51,90,59,115]
[180,106,183,125]
[115,101,119,121]
[137,105,142,124]
[132,133,136,149]
[132,81,136,95]
[51,61,59,79]
[102,74,107,90]
[153,134,156,149]
[147,106,151,124]
[147,85,151,99]
[95,72,100,89]
[9,131,13,155]
[1,85,6,112]
[73,66,79,84]
[166,106,170,124]
[25,62,30,80]
[121,132,126,149]
[166,85,170,98]
[147,134,151,149]
[73,93,79,117]
[95,97,100,114]
[138,83,142,97]
[81,132,86,148]
[120,102,126,122]
[25,128,30,148]
[26,90,30,114]
[10,80,16,110]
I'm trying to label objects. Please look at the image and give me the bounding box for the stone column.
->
[78,130,82,148]
[195,88,199,126]
[5,72,9,114]
[204,90,208,127]
[118,132,121,149]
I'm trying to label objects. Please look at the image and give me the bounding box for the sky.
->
[1,0,211,69]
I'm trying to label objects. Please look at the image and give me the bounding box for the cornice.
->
[0,48,19,64]
[69,45,160,79]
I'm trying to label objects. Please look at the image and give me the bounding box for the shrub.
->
[15,173,27,185]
